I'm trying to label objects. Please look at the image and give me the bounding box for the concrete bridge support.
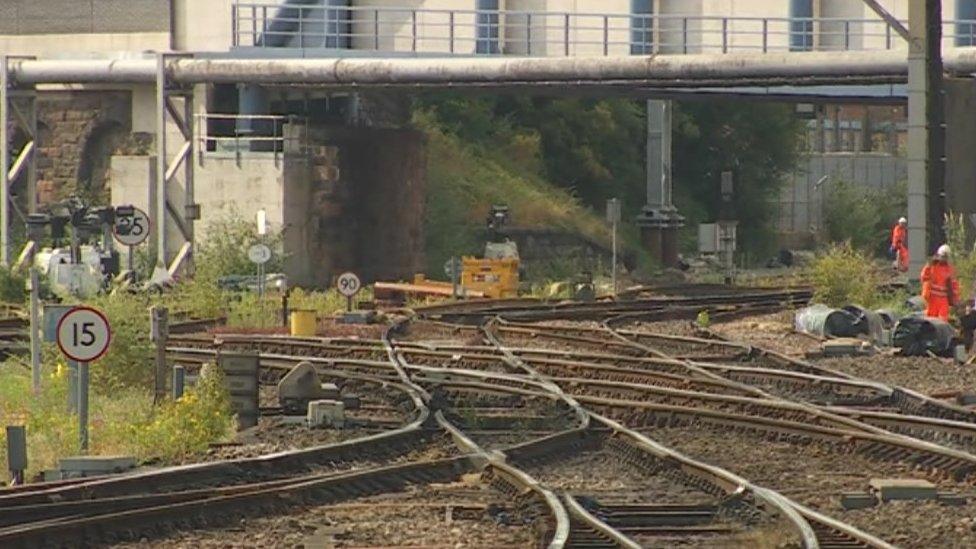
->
[638,100,683,269]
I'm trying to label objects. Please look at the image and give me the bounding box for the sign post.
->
[248,243,272,298]
[56,306,111,452]
[113,206,150,274]
[150,306,169,403]
[26,268,41,393]
[606,198,621,297]
[336,271,362,312]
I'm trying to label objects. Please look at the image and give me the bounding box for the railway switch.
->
[307,399,346,429]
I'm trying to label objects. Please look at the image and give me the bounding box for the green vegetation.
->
[823,180,907,255]
[672,102,804,258]
[0,359,234,481]
[945,212,976,303]
[416,95,806,274]
[415,108,617,278]
[810,242,887,308]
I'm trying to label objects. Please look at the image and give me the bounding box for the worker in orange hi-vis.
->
[920,244,960,321]
[890,217,909,272]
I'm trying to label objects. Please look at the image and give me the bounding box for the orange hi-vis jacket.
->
[891,224,907,249]
[921,260,960,309]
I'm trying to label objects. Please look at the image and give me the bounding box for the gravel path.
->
[113,478,538,548]
[709,311,822,358]
[816,354,976,395]
[701,310,976,396]
[646,425,976,549]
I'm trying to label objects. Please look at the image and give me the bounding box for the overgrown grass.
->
[416,110,629,280]
[0,360,233,482]
[226,287,374,329]
[945,212,976,304]
[809,242,887,308]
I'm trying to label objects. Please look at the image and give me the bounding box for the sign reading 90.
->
[336,272,362,298]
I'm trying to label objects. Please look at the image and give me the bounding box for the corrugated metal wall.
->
[775,153,907,234]
[0,0,171,35]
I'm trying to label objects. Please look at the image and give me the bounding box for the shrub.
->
[823,180,906,255]
[0,268,26,304]
[84,292,157,389]
[810,242,885,308]
[0,360,235,481]
[945,212,976,303]
[119,363,235,462]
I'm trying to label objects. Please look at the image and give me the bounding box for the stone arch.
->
[76,120,127,203]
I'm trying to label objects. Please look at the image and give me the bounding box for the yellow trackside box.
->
[461,257,519,299]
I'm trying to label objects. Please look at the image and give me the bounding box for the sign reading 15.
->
[56,307,112,363]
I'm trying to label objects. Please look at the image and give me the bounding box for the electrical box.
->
[698,224,719,254]
[6,426,27,472]
[698,222,737,254]
[307,399,346,429]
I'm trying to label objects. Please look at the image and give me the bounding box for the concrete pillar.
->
[907,0,946,278]
[637,100,683,268]
[944,78,976,228]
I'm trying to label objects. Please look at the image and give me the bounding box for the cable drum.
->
[893,316,956,357]
[794,304,862,338]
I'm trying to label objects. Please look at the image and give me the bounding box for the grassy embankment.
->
[417,110,643,287]
[0,218,357,483]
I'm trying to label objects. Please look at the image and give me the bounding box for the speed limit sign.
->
[56,306,112,363]
[113,206,150,246]
[336,272,362,298]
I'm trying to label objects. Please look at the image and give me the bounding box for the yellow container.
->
[461,257,519,299]
[290,309,317,336]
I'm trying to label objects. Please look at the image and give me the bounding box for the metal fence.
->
[231,3,976,55]
[194,113,306,166]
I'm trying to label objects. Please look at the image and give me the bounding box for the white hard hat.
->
[898,217,907,224]
[937,244,951,257]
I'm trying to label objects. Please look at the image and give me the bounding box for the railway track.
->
[5,285,969,547]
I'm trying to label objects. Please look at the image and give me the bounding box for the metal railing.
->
[194,113,306,166]
[231,3,976,56]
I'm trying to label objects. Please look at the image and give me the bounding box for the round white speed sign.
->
[113,207,151,247]
[248,244,272,265]
[336,272,362,297]
[57,306,112,363]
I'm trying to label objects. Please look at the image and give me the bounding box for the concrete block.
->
[822,338,874,357]
[59,456,136,478]
[307,400,346,429]
[320,383,341,400]
[937,493,968,506]
[339,311,378,325]
[840,493,878,510]
[869,478,938,501]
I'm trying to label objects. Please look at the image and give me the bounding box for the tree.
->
[415,95,805,262]
[672,102,804,258]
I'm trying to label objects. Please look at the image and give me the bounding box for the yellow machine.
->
[460,205,520,299]
[461,257,519,299]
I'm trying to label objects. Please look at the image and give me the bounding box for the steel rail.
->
[477,319,834,548]
[578,395,976,481]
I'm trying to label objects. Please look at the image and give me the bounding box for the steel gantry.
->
[155,53,198,272]
[0,55,38,267]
